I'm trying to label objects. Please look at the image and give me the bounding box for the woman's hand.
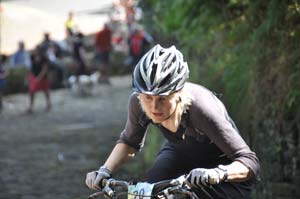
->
[85,167,112,190]
[186,167,227,187]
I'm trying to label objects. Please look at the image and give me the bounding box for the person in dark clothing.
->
[39,33,62,58]
[40,32,66,88]
[72,32,86,82]
[27,47,51,114]
[0,54,8,112]
[85,44,260,199]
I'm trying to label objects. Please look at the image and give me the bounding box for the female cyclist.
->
[85,44,260,199]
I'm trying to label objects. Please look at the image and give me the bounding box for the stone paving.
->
[0,75,135,199]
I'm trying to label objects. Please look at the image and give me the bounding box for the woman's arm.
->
[220,161,252,182]
[190,88,260,181]
[187,160,253,186]
[36,63,48,81]
[103,142,137,172]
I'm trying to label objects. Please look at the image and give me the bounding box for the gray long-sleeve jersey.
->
[118,82,260,179]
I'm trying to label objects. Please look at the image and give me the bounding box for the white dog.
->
[68,72,100,96]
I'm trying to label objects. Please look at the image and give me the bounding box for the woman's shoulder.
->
[128,92,139,105]
[128,92,143,113]
[128,92,150,126]
[184,82,215,103]
[185,81,212,91]
[184,82,224,115]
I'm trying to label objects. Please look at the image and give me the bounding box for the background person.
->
[27,47,51,113]
[39,32,66,88]
[85,44,260,199]
[94,23,112,84]
[125,25,153,68]
[72,32,87,83]
[65,11,77,37]
[0,54,9,112]
[10,41,32,69]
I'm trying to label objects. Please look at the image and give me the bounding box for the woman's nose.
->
[152,99,159,110]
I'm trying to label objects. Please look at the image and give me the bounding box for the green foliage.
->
[143,125,164,166]
[4,67,28,94]
[141,0,300,197]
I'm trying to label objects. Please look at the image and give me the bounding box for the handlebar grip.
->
[101,179,114,197]
[101,178,108,188]
[104,186,114,197]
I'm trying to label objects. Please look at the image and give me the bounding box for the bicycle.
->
[88,175,201,199]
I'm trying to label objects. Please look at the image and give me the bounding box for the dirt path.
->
[0,75,134,199]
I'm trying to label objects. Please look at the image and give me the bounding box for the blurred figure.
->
[10,41,32,69]
[72,32,87,83]
[121,0,143,35]
[0,55,8,112]
[125,0,135,31]
[40,32,67,88]
[127,25,153,67]
[109,0,128,54]
[40,33,56,57]
[94,23,112,84]
[0,64,4,112]
[27,47,51,114]
[110,0,126,24]
[65,11,77,37]
[68,73,99,97]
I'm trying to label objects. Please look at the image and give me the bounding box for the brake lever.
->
[103,179,115,197]
[170,175,186,186]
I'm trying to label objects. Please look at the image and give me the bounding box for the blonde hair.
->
[172,90,192,129]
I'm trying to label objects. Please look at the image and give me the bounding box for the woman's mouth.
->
[152,112,163,117]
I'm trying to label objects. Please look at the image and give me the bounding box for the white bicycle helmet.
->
[132,44,189,95]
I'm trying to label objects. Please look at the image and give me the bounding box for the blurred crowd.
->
[0,0,154,114]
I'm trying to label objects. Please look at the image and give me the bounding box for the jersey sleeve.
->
[190,90,260,179]
[117,93,149,151]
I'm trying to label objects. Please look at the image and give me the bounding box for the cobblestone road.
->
[0,75,134,199]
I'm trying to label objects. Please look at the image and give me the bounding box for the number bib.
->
[128,182,154,199]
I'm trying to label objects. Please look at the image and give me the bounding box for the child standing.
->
[27,47,51,113]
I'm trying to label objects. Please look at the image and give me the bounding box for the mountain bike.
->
[88,175,201,199]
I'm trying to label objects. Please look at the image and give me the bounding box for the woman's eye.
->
[144,96,152,101]
[159,97,167,102]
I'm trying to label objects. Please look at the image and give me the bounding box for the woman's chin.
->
[150,116,165,124]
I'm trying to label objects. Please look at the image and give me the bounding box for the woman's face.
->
[139,92,178,123]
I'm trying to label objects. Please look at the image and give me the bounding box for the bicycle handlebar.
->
[88,175,196,199]
[102,178,129,198]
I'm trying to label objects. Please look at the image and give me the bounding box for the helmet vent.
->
[177,65,182,73]
[150,63,158,84]
[150,53,154,63]
[158,74,171,89]
[138,70,147,90]
[172,56,176,66]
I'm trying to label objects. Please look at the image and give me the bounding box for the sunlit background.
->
[0,0,111,54]
[1,1,300,199]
